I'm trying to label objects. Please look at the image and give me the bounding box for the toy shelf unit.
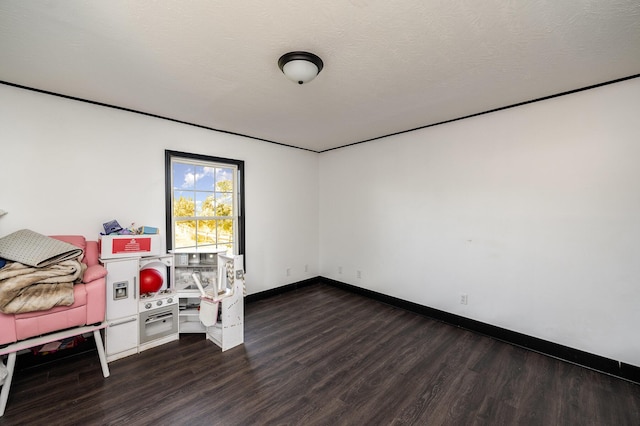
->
[173,248,225,334]
[172,248,244,351]
[206,253,244,352]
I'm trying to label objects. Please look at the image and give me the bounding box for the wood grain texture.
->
[1,283,639,425]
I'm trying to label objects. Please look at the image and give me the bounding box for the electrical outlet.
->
[338,266,343,274]
[356,270,362,279]
[304,264,309,273]
[460,293,468,305]
[286,267,291,277]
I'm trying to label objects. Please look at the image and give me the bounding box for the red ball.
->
[139,268,163,294]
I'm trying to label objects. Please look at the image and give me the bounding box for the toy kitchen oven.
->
[138,256,178,351]
[102,254,179,362]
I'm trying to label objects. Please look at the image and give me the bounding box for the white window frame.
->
[165,150,244,256]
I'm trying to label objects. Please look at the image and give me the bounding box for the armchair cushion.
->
[82,264,107,283]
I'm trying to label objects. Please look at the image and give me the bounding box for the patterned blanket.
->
[0,229,83,268]
[0,257,85,314]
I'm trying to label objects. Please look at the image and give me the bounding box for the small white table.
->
[0,322,109,417]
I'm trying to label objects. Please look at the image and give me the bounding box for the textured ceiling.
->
[1,1,639,152]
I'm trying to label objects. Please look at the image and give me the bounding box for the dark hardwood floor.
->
[2,283,639,425]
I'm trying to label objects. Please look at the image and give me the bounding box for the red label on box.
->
[111,238,152,254]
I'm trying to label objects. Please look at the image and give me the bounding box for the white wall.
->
[2,78,639,367]
[319,78,640,367]
[0,84,319,294]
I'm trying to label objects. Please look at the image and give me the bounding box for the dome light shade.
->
[278,51,324,85]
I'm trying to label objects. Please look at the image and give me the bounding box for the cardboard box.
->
[99,234,162,259]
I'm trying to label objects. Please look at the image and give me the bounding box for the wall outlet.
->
[338,266,343,274]
[460,293,468,305]
[304,264,309,273]
[286,267,291,277]
[356,270,362,279]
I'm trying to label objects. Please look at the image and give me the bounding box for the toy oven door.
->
[139,305,178,344]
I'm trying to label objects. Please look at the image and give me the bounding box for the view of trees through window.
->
[171,160,237,251]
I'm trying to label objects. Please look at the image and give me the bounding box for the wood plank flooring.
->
[1,283,639,425]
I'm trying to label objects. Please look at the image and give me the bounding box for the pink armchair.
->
[0,235,109,417]
[0,235,107,346]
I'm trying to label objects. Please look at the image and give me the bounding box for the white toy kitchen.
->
[100,242,244,363]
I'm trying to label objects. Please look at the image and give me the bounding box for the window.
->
[165,150,244,256]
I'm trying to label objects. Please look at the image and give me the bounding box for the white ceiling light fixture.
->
[278,51,324,85]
